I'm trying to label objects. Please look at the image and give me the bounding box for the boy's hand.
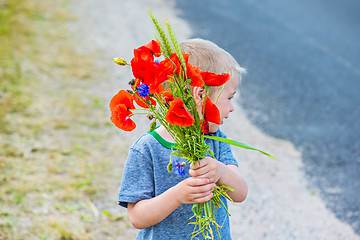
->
[189,157,223,184]
[175,177,216,204]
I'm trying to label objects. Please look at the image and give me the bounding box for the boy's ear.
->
[192,86,206,102]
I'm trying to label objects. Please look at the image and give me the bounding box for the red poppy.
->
[201,71,230,86]
[186,63,204,87]
[109,90,136,131]
[130,41,167,89]
[110,104,136,131]
[165,97,195,127]
[203,97,221,124]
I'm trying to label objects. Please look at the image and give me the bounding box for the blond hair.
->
[181,39,246,86]
[161,39,246,93]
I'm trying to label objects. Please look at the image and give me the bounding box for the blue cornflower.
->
[173,161,185,176]
[137,84,150,97]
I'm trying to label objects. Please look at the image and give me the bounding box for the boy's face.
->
[209,73,239,133]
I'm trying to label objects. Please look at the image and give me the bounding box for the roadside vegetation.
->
[0,0,134,239]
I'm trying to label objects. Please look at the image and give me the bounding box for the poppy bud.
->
[208,149,215,158]
[149,120,157,132]
[167,161,173,173]
[147,114,155,120]
[126,90,134,94]
[113,58,127,66]
[129,79,135,85]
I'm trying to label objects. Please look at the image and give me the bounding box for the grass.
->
[0,0,33,130]
[0,0,135,239]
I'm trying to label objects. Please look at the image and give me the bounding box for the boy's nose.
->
[229,103,234,112]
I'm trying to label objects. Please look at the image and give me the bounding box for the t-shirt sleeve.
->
[218,130,239,167]
[118,147,154,208]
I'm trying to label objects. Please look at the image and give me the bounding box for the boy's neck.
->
[155,125,176,143]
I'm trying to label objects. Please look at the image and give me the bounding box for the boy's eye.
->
[228,92,236,100]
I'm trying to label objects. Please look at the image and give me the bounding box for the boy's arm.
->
[189,157,248,202]
[217,163,248,202]
[127,177,216,229]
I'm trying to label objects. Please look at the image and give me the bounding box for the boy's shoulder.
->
[130,131,173,154]
[130,132,156,151]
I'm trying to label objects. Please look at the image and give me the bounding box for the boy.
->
[118,39,248,239]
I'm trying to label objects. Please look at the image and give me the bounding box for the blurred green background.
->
[0,1,134,239]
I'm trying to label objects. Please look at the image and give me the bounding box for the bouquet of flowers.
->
[110,13,274,239]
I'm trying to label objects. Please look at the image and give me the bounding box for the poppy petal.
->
[202,119,210,134]
[151,83,164,95]
[203,97,221,124]
[187,63,204,87]
[160,53,189,76]
[161,88,174,103]
[130,48,154,82]
[201,71,230,86]
[143,40,162,57]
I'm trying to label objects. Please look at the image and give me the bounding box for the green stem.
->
[214,84,225,105]
[131,112,148,115]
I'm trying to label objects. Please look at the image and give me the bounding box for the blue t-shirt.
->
[118,129,238,240]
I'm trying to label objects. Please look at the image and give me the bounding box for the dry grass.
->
[0,0,135,239]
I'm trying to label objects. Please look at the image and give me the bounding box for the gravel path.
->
[70,0,360,239]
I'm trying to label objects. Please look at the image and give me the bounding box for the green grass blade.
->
[203,135,277,160]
